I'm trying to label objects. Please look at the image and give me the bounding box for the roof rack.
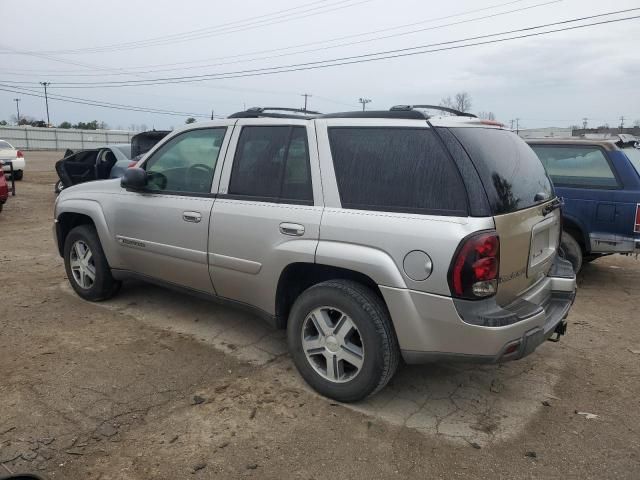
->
[319,110,428,120]
[228,107,321,119]
[390,104,477,118]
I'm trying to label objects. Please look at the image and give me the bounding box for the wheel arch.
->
[562,214,590,253]
[275,262,388,330]
[55,200,116,264]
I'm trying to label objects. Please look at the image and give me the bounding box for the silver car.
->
[53,106,577,402]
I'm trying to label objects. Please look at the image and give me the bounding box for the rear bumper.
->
[2,158,25,172]
[381,256,576,364]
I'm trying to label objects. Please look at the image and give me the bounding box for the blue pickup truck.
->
[527,136,640,272]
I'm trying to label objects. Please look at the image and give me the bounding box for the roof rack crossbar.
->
[390,104,477,118]
[228,106,321,119]
[245,106,321,115]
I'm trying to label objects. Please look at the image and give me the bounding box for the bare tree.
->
[440,92,472,114]
[478,111,496,121]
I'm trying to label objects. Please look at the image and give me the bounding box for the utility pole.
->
[582,117,588,130]
[515,118,520,135]
[301,93,312,111]
[40,82,51,126]
[358,98,371,111]
[620,115,625,130]
[509,119,514,130]
[13,98,21,124]
[211,109,214,120]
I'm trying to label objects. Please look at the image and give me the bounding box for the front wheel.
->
[287,280,400,402]
[63,225,121,301]
[558,231,583,273]
[13,169,23,181]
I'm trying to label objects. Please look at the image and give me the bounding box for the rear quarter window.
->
[530,145,619,188]
[328,127,468,215]
[451,128,554,214]
[622,147,640,178]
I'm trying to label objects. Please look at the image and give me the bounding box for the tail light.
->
[448,231,500,300]
[635,204,640,234]
[16,150,24,158]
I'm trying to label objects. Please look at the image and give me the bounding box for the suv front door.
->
[209,119,323,316]
[109,124,233,293]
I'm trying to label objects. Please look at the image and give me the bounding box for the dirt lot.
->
[1,151,639,479]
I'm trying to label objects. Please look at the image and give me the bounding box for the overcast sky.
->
[1,0,638,130]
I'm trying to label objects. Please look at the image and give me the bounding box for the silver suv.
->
[54,105,577,402]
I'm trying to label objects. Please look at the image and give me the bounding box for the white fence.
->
[0,126,135,150]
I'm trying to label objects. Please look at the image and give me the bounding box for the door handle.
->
[183,211,202,223]
[279,222,305,236]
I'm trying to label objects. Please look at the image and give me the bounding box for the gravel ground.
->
[1,151,639,479]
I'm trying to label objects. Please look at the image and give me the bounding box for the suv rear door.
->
[450,127,560,306]
[208,118,323,315]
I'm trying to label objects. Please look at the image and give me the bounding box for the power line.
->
[0,84,210,118]
[0,0,541,77]
[3,10,636,89]
[1,0,372,56]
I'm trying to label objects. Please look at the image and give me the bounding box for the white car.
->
[0,140,25,180]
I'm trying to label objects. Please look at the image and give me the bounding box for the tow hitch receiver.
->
[548,320,568,343]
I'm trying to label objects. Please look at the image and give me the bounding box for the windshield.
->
[622,147,640,177]
[0,140,13,150]
[450,128,554,215]
[113,144,131,159]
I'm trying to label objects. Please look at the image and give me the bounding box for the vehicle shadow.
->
[65,279,566,446]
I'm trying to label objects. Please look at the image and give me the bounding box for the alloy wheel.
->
[301,306,364,383]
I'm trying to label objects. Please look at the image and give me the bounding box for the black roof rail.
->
[319,110,428,120]
[228,107,321,119]
[390,104,477,118]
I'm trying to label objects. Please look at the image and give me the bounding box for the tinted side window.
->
[451,128,554,215]
[229,126,313,203]
[145,128,226,194]
[531,145,618,188]
[328,127,467,215]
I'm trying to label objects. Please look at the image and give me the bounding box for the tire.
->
[63,224,121,301]
[13,170,23,181]
[287,279,400,403]
[559,231,583,273]
[55,179,64,194]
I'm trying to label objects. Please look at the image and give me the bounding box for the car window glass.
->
[144,128,226,194]
[622,147,640,177]
[531,146,618,188]
[328,127,467,215]
[281,127,313,202]
[229,126,313,203]
[0,141,12,149]
[451,128,553,214]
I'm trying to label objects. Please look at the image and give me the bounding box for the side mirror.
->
[121,167,148,190]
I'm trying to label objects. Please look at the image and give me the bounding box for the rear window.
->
[0,141,13,149]
[328,127,467,215]
[451,128,553,214]
[530,145,619,188]
[622,147,640,177]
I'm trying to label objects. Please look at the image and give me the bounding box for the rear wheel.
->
[559,231,583,273]
[13,170,23,181]
[64,225,121,301]
[55,179,64,194]
[287,280,400,402]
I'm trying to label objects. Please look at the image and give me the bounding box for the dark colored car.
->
[131,130,170,159]
[528,136,640,272]
[55,144,132,193]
